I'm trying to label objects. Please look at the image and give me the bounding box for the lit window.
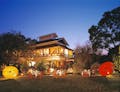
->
[40,49,43,56]
[64,49,68,56]
[44,49,49,56]
[59,48,64,54]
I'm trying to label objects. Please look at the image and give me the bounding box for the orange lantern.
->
[2,66,19,79]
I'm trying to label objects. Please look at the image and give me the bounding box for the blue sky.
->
[0,0,119,49]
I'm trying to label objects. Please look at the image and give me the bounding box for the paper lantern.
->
[2,66,19,79]
[99,61,114,76]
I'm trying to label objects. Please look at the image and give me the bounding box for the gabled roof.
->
[37,37,69,46]
[58,37,69,46]
[31,37,70,49]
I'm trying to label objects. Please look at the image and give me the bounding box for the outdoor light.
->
[49,68,54,73]
[2,66,19,79]
[28,61,36,67]
[99,61,114,76]
[51,56,60,60]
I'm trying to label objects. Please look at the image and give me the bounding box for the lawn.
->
[0,75,120,92]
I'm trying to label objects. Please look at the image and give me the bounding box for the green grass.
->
[0,75,120,92]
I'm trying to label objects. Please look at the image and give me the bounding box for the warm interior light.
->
[2,66,19,79]
[49,68,54,73]
[51,56,60,60]
[28,61,36,67]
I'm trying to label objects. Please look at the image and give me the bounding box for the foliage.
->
[0,31,28,65]
[88,7,120,73]
[88,7,120,52]
[74,42,94,71]
[25,38,38,45]
[0,31,38,65]
[111,46,120,72]
[36,62,46,71]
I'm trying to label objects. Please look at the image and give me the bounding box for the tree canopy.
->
[0,32,27,52]
[74,42,95,70]
[0,32,37,65]
[88,7,120,52]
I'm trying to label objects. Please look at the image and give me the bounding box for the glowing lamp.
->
[2,66,19,79]
[99,61,114,76]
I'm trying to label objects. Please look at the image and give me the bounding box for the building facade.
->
[22,33,74,70]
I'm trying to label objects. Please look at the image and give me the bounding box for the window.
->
[64,49,68,56]
[44,48,49,56]
[40,49,44,56]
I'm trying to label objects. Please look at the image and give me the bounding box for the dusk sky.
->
[0,0,119,49]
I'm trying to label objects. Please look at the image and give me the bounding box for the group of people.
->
[27,67,66,79]
[49,68,66,78]
[81,69,96,77]
[27,68,96,79]
[27,68,43,79]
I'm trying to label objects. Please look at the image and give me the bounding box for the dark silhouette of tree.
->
[88,7,120,73]
[88,7,120,52]
[108,46,120,72]
[0,32,28,65]
[26,38,38,45]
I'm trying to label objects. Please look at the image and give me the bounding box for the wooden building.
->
[25,33,74,70]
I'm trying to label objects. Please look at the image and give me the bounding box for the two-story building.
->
[24,33,74,70]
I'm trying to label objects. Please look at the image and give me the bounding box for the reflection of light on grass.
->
[2,66,19,79]
[106,74,113,78]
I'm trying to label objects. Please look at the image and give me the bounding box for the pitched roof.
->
[31,37,71,49]
[38,37,68,45]
[39,33,58,41]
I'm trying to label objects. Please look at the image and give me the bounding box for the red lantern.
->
[99,61,114,76]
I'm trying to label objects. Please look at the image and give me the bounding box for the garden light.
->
[2,66,19,79]
[99,61,114,76]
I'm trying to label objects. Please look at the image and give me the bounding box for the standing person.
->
[91,70,95,77]
[34,69,39,78]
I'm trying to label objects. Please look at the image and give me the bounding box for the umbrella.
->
[99,61,114,76]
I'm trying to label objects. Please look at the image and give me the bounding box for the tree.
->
[0,32,28,65]
[74,42,94,72]
[110,46,120,72]
[36,62,46,71]
[73,41,102,74]
[88,7,120,52]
